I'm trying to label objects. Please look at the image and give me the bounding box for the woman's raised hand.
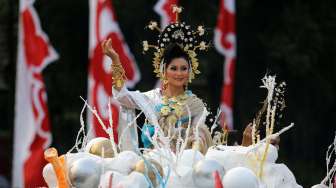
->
[102,38,120,63]
[102,38,125,90]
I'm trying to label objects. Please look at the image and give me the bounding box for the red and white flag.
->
[88,0,140,140]
[13,0,59,187]
[214,0,236,129]
[154,0,179,28]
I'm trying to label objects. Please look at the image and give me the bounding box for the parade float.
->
[42,75,306,188]
[41,5,331,188]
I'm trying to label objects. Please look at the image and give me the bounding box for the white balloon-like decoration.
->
[192,159,225,188]
[43,139,304,188]
[179,149,204,168]
[222,167,259,188]
[68,157,101,187]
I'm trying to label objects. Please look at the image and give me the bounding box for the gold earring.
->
[162,76,168,91]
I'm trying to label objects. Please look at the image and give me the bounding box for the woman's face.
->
[165,57,189,88]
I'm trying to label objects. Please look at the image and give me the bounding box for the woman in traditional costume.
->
[102,12,213,154]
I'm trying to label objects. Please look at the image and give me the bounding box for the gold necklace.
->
[160,91,189,118]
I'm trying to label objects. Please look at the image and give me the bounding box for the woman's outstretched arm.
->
[102,38,156,110]
[102,38,125,91]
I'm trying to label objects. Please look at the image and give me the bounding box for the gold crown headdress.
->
[142,5,210,82]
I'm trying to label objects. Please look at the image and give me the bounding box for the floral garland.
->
[155,90,192,126]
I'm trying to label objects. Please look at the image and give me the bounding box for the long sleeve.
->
[112,85,142,109]
[113,86,161,125]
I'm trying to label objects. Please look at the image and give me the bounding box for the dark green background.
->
[0,0,335,187]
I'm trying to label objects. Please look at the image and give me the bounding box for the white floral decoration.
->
[148,21,158,30]
[199,41,207,50]
[143,41,149,51]
[197,26,205,36]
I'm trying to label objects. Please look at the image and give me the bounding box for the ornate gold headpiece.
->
[142,5,210,82]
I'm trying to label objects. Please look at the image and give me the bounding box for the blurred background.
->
[0,0,335,187]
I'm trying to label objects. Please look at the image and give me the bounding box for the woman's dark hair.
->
[162,44,190,66]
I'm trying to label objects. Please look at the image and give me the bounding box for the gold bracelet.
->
[111,62,126,88]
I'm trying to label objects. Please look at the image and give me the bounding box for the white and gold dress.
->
[113,85,212,154]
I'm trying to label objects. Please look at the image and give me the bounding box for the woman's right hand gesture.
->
[102,38,120,63]
[102,38,125,89]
